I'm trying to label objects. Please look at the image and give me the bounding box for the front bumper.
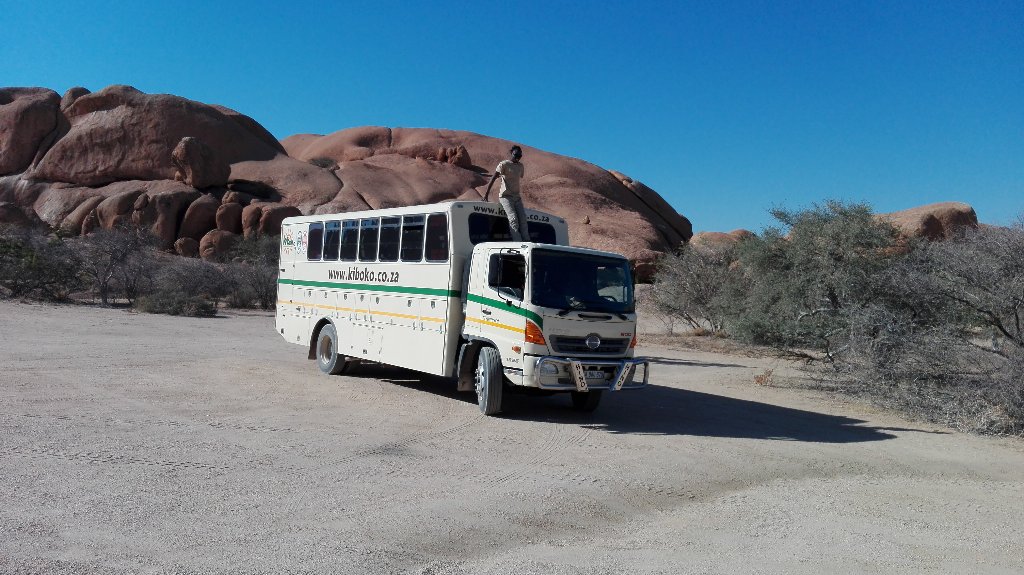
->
[533,356,649,392]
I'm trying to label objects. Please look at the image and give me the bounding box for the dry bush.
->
[831,222,1024,435]
[72,225,157,305]
[221,234,279,309]
[652,243,740,333]
[0,225,82,301]
[136,257,231,317]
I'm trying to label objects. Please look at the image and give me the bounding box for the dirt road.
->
[1,300,1022,574]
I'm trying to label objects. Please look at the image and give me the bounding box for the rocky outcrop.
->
[0,84,693,268]
[878,202,978,240]
[286,127,694,269]
[29,85,282,186]
[689,230,754,256]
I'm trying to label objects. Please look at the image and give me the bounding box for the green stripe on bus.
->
[279,278,459,298]
[466,293,544,328]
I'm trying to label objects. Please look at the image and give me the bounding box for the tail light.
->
[525,320,546,345]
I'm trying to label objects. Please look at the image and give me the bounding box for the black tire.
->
[475,347,503,415]
[316,324,350,375]
[571,390,603,412]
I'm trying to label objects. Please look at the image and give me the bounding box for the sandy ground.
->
[1,300,1022,575]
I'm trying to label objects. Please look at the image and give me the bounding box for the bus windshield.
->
[530,249,634,314]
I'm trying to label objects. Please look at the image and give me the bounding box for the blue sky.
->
[3,0,1021,232]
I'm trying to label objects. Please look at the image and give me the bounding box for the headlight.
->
[538,362,560,375]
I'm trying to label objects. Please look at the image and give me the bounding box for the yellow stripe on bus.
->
[465,316,525,334]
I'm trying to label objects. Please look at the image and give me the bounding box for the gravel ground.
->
[1,300,1022,574]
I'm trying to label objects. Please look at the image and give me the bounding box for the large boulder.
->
[131,186,202,248]
[878,202,978,240]
[0,88,61,175]
[172,137,230,189]
[174,237,200,258]
[30,85,282,186]
[284,127,694,269]
[199,230,239,261]
[258,204,302,236]
[215,202,243,234]
[178,193,220,241]
[689,230,754,256]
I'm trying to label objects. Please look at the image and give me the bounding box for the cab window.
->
[488,253,526,301]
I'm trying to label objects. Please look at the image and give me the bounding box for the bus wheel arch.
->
[312,320,351,375]
[308,319,334,359]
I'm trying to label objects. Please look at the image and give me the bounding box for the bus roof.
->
[280,200,566,226]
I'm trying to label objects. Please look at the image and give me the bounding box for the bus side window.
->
[528,222,556,245]
[425,214,449,262]
[307,222,324,260]
[401,215,425,261]
[378,217,401,262]
[323,221,341,261]
[340,220,358,261]
[358,218,380,262]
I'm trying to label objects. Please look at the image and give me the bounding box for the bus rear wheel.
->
[475,347,503,415]
[316,324,350,375]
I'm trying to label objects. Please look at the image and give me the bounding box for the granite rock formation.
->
[1,85,694,265]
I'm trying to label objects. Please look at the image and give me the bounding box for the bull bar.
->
[533,356,650,392]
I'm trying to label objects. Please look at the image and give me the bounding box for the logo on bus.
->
[329,267,401,284]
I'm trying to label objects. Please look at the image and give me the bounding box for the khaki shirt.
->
[495,160,525,198]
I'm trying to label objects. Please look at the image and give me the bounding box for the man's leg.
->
[500,196,530,242]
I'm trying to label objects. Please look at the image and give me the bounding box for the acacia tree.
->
[74,225,154,305]
[723,201,905,354]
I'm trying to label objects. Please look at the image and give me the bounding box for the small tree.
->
[224,234,279,309]
[652,243,739,333]
[74,225,155,305]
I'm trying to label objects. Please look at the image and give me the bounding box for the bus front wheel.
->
[475,347,504,415]
[316,324,350,375]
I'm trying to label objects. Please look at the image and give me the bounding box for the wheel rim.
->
[319,334,333,365]
[474,362,485,401]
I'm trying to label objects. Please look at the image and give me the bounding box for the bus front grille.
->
[550,336,629,355]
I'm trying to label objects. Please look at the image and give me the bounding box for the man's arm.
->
[484,172,499,199]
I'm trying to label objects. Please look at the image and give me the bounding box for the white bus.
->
[276,200,648,414]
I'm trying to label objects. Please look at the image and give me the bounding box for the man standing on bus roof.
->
[485,145,530,242]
